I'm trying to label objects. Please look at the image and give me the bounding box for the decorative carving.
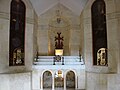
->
[53,56,64,65]
[13,48,24,65]
[55,32,64,49]
[97,48,107,66]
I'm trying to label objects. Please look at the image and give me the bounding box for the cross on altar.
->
[55,32,64,49]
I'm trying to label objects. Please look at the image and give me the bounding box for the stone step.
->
[33,61,84,65]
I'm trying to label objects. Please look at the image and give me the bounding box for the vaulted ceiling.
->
[29,0,88,16]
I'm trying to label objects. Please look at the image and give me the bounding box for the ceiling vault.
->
[29,0,88,16]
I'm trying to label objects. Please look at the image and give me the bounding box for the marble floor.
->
[43,88,85,90]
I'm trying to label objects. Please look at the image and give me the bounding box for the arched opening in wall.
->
[54,70,64,89]
[48,6,70,56]
[43,71,52,89]
[9,0,26,66]
[91,0,108,66]
[66,70,75,89]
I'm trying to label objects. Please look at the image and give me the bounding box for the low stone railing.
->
[33,56,84,65]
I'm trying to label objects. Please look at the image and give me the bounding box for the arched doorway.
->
[43,71,52,89]
[54,70,64,89]
[66,71,75,89]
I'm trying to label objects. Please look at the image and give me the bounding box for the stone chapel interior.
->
[0,0,120,90]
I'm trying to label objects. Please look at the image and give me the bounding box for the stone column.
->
[76,76,78,89]
[52,75,55,90]
[41,76,43,90]
[64,74,66,90]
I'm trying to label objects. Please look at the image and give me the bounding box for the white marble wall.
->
[79,12,84,57]
[114,0,120,74]
[0,72,31,90]
[83,0,118,73]
[82,0,120,90]
[108,74,120,90]
[83,0,119,73]
[107,0,120,90]
[0,0,35,90]
[0,0,36,73]
[86,72,107,90]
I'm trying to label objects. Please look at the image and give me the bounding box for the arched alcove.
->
[43,71,52,89]
[48,8,70,56]
[66,70,75,89]
[54,70,64,88]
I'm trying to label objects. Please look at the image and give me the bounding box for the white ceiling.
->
[29,0,88,16]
